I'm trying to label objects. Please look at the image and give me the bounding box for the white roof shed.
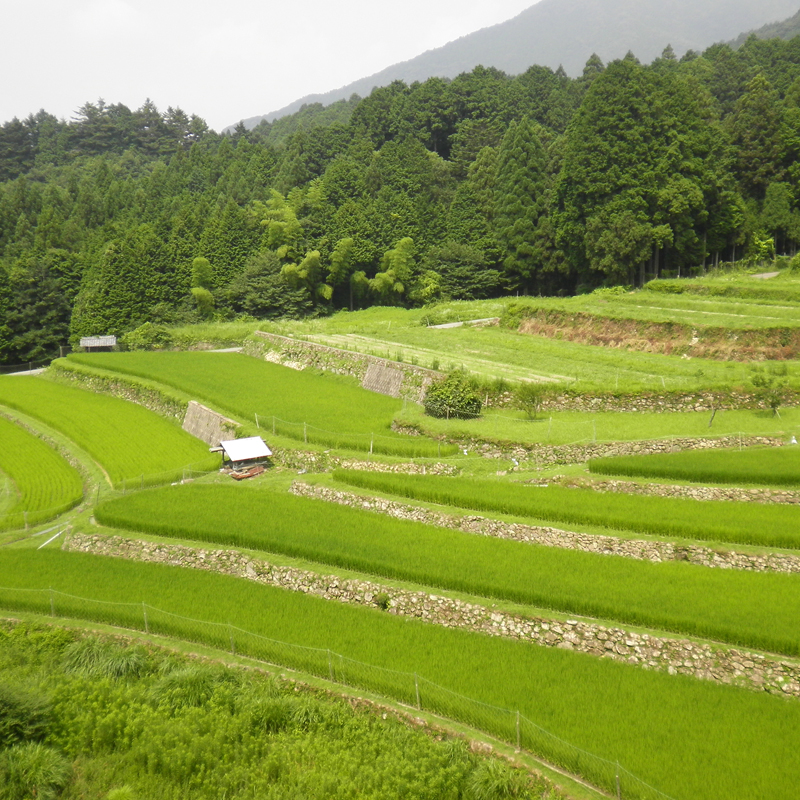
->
[219,437,273,463]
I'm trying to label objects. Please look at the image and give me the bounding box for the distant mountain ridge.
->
[729,7,800,49]
[236,0,800,129]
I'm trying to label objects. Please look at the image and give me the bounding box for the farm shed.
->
[79,336,117,352]
[218,437,273,465]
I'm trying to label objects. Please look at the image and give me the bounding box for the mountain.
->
[237,0,800,129]
[729,7,800,49]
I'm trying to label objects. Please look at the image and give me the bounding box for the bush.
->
[513,382,547,419]
[424,372,482,419]
[119,322,173,351]
[0,686,51,748]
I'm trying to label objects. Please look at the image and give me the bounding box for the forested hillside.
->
[2,36,800,365]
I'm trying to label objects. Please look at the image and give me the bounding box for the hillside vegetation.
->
[4,35,800,366]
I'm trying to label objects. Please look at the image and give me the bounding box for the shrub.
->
[513,382,547,419]
[119,322,173,351]
[0,685,51,748]
[424,371,482,419]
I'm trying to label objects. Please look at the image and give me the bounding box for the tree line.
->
[2,34,800,364]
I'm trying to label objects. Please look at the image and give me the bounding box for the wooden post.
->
[143,603,149,634]
[415,673,421,710]
[255,412,259,429]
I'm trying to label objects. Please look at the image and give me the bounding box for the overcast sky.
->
[2,0,537,131]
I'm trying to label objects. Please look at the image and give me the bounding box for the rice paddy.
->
[0,376,217,488]
[0,416,83,529]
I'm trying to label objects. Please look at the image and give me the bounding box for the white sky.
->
[1,0,537,131]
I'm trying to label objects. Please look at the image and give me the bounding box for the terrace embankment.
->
[290,482,800,574]
[244,332,441,403]
[550,475,800,505]
[517,308,800,360]
[408,430,784,467]
[64,532,800,699]
[50,362,186,420]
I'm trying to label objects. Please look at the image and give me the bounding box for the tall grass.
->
[1,549,799,800]
[66,352,451,458]
[589,445,800,486]
[332,469,800,551]
[0,377,217,488]
[0,417,83,529]
[95,484,800,656]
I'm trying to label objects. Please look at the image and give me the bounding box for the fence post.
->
[143,603,149,634]
[229,625,235,655]
[49,588,54,617]
[414,673,421,710]
[328,649,334,682]
[516,711,521,751]
[255,412,259,429]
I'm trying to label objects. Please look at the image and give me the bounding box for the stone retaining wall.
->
[290,482,800,575]
[63,532,800,699]
[50,363,186,420]
[550,475,800,505]
[438,431,785,466]
[244,332,441,403]
[182,401,239,446]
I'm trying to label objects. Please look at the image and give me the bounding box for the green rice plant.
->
[1,550,799,800]
[65,352,454,458]
[0,417,83,530]
[589,445,800,486]
[0,377,217,488]
[95,484,800,656]
[332,469,800,551]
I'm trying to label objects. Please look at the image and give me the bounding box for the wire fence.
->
[425,408,798,451]
[116,459,221,495]
[254,414,457,459]
[0,585,676,800]
[0,347,72,375]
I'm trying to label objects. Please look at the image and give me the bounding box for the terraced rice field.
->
[0,376,216,488]
[95,483,800,655]
[589,444,800,486]
[0,416,83,528]
[332,469,800,551]
[1,549,798,800]
[65,352,451,458]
